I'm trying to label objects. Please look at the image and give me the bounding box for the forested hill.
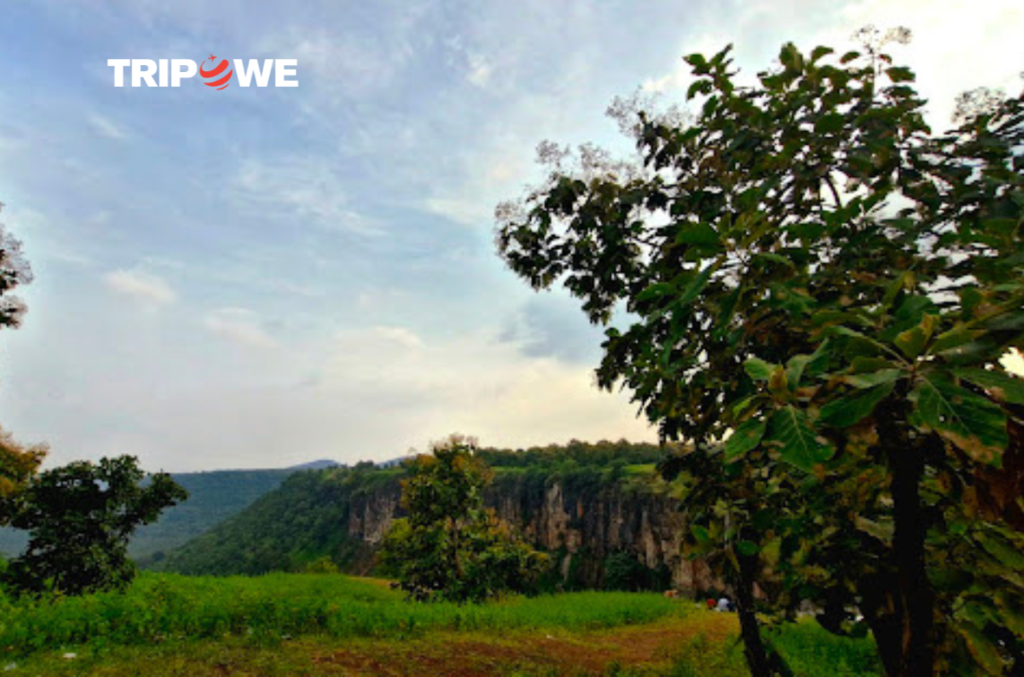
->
[0,468,294,562]
[154,441,713,591]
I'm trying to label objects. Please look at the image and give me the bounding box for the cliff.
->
[159,447,713,593]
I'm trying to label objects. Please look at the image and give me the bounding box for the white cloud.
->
[204,308,279,349]
[467,53,493,88]
[233,156,379,236]
[103,269,177,305]
[315,327,655,453]
[87,114,129,141]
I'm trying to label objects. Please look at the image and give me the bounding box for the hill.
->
[0,468,293,563]
[155,440,716,592]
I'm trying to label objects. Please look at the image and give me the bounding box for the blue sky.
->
[0,0,1021,471]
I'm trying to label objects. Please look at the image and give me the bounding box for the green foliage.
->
[603,550,671,592]
[5,456,187,595]
[0,468,292,561]
[497,34,1024,676]
[768,619,883,676]
[0,572,677,659]
[379,436,550,602]
[156,468,396,576]
[160,440,667,580]
[0,426,47,526]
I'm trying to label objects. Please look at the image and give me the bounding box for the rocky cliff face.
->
[341,475,713,592]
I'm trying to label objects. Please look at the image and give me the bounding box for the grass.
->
[0,573,882,675]
[0,573,677,656]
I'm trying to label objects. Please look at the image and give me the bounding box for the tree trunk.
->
[888,440,935,676]
[735,552,774,677]
[858,572,904,677]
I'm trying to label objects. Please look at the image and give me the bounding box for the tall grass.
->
[0,572,678,657]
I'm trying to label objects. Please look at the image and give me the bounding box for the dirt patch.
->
[312,612,740,676]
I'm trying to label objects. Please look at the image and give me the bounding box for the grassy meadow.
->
[0,572,882,675]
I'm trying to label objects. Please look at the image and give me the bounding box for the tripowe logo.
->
[107,56,298,89]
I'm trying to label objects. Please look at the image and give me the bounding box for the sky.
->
[0,0,1021,471]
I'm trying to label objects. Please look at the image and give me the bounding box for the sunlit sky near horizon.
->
[0,0,1021,471]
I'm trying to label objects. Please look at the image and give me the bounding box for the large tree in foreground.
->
[497,36,1024,676]
[379,436,549,603]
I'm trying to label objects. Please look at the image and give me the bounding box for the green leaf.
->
[802,339,833,379]
[779,43,802,71]
[844,369,903,389]
[819,381,895,428]
[956,367,1024,405]
[676,222,720,248]
[785,349,821,388]
[636,282,674,303]
[894,314,937,359]
[814,113,844,135]
[839,50,860,64]
[678,263,716,306]
[931,324,983,353]
[725,418,766,462]
[687,79,712,99]
[849,356,894,374]
[736,540,759,557]
[767,406,833,472]
[854,516,894,544]
[691,524,711,544]
[977,531,1024,571]
[885,66,915,83]
[810,46,834,62]
[957,621,1005,675]
[745,357,778,382]
[910,373,1008,466]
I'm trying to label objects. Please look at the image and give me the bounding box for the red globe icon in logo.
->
[199,55,233,90]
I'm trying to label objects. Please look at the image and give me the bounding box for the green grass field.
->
[0,573,882,675]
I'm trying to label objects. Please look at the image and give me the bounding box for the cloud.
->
[314,326,655,454]
[204,308,279,349]
[371,325,423,350]
[500,294,604,364]
[87,114,129,141]
[233,156,379,236]
[103,269,177,305]
[466,53,493,88]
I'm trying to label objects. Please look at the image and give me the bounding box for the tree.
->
[6,456,188,595]
[0,426,47,524]
[0,202,34,331]
[497,36,1024,676]
[378,435,549,603]
[0,203,43,522]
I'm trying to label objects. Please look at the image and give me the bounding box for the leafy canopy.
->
[497,36,1024,676]
[5,455,187,595]
[379,435,549,603]
[0,427,47,524]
